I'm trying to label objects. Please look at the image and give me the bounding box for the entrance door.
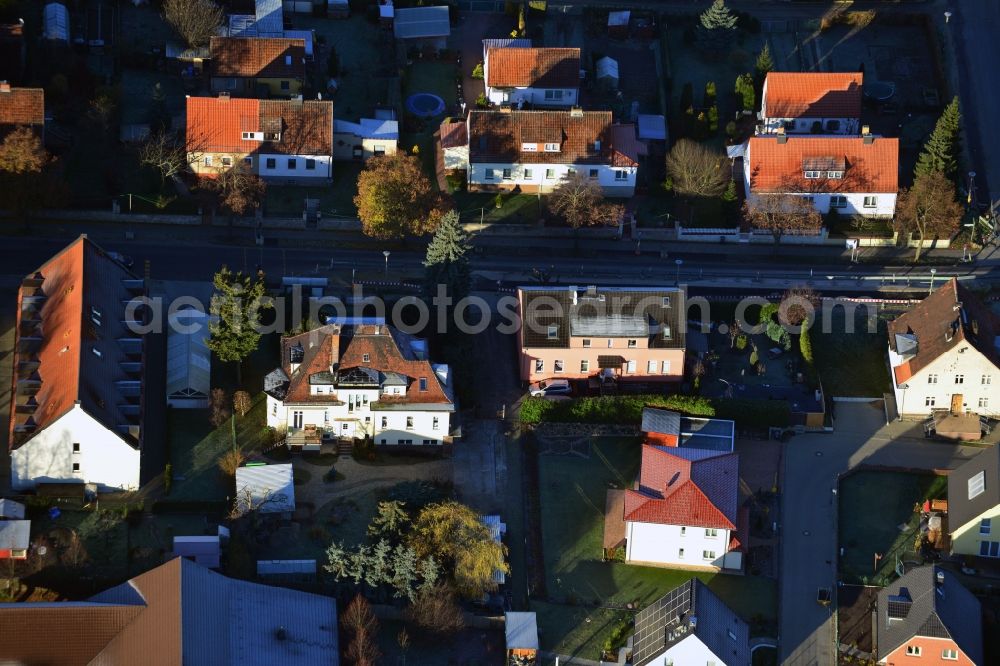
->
[292,411,303,429]
[951,394,964,414]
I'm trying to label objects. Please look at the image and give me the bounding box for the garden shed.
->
[595,56,619,91]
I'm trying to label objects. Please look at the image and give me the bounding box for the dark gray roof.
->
[680,417,735,452]
[381,371,409,386]
[947,444,1000,535]
[633,579,750,666]
[876,565,982,664]
[642,408,680,436]
[263,367,290,400]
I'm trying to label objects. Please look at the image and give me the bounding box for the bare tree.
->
[218,449,246,480]
[403,583,466,635]
[233,390,252,418]
[210,164,266,221]
[163,0,223,49]
[742,194,822,244]
[893,171,964,262]
[548,173,624,229]
[228,485,289,520]
[341,594,381,666]
[138,132,191,185]
[665,139,729,198]
[209,388,231,428]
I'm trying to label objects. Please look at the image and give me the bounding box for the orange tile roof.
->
[439,119,467,148]
[747,135,898,194]
[763,72,863,119]
[210,37,306,79]
[259,100,333,156]
[486,47,581,89]
[0,86,43,126]
[186,96,261,154]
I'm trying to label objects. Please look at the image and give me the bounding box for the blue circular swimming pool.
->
[406,93,446,117]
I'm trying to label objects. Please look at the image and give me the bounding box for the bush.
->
[164,462,172,494]
[445,172,466,192]
[602,615,633,655]
[404,584,465,635]
[725,120,738,139]
[475,93,489,108]
[471,62,484,79]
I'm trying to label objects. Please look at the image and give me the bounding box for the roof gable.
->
[947,444,1000,533]
[763,72,863,119]
[747,135,898,194]
[486,47,581,89]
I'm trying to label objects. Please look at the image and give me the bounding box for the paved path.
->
[779,401,985,665]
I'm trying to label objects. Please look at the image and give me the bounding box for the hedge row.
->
[518,394,790,429]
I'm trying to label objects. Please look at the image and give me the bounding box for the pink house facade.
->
[517,286,686,385]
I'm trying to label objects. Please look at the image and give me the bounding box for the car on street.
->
[528,379,571,397]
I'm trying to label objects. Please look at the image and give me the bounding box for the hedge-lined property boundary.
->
[518,394,790,429]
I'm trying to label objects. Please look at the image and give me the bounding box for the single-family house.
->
[0,520,29,559]
[166,309,210,409]
[484,47,581,107]
[743,130,898,218]
[481,37,530,63]
[759,72,863,135]
[9,236,155,492]
[209,36,306,97]
[332,116,399,160]
[439,119,468,171]
[0,499,26,520]
[0,556,339,665]
[623,443,742,571]
[516,286,685,385]
[235,463,296,517]
[263,323,455,449]
[186,96,334,183]
[466,109,640,196]
[393,6,450,52]
[631,578,751,666]
[505,612,539,664]
[875,565,982,665]
[888,277,1000,419]
[0,82,43,140]
[948,445,1000,559]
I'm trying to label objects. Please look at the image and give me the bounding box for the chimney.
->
[570,106,584,117]
[218,92,230,101]
[862,125,874,144]
[776,126,787,144]
[0,81,10,94]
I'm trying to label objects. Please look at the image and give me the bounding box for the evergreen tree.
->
[696,0,738,52]
[755,42,774,79]
[735,72,756,111]
[799,321,814,365]
[914,97,961,180]
[423,210,472,302]
[206,266,272,386]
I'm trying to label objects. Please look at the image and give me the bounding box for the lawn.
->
[265,163,361,218]
[838,471,947,583]
[536,436,777,657]
[402,60,459,179]
[814,306,893,398]
[452,191,542,226]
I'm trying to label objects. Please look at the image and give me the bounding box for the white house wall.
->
[11,405,141,491]
[647,634,731,666]
[468,162,636,195]
[485,86,578,107]
[269,395,451,445]
[258,153,332,180]
[331,134,398,161]
[759,116,860,135]
[442,146,469,171]
[625,521,731,569]
[890,344,1000,417]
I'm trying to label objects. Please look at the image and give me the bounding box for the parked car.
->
[528,379,572,397]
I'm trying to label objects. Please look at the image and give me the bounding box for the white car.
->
[529,379,572,397]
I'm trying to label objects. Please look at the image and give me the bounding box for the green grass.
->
[838,471,947,583]
[265,164,362,218]
[402,61,459,181]
[814,308,893,398]
[537,436,777,657]
[452,191,542,225]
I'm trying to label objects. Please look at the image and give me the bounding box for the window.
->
[92,347,102,358]
[266,158,276,169]
[502,168,512,180]
[678,548,685,558]
[419,378,428,392]
[543,142,560,152]
[221,157,233,167]
[830,195,847,208]
[980,398,990,409]
[827,170,844,179]
[90,306,102,325]
[804,170,821,179]
[981,518,991,536]
[627,339,637,348]
[705,528,718,537]
[72,442,80,453]
[432,417,440,430]
[905,646,922,656]
[662,360,672,374]
[928,374,938,384]
[614,170,628,181]
[365,416,371,423]
[204,156,213,167]
[662,296,671,308]
[582,339,591,348]
[280,80,290,90]
[72,462,80,472]
[980,541,1000,557]
[567,168,577,177]
[363,353,370,363]
[242,131,252,140]
[547,324,558,339]
[580,359,589,372]
[863,196,877,208]
[647,360,657,374]
[243,157,252,166]
[626,360,636,373]
[925,396,936,407]
[485,169,495,180]
[969,471,986,499]
[545,169,555,179]
[955,374,965,384]
[373,146,385,156]
[702,550,716,560]
[607,339,613,348]
[524,168,533,179]
[381,417,388,428]
[680,527,686,536]
[589,169,599,179]
[983,374,992,385]
[544,90,564,100]
[521,142,538,152]
[942,649,958,660]
[662,325,672,340]
[554,360,564,373]
[306,159,316,170]
[287,158,296,170]
[406,417,414,430]
[535,359,544,373]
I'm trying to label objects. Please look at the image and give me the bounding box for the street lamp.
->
[898,384,909,421]
[383,250,391,279]
[944,10,952,23]
[968,171,977,209]
[929,267,937,294]
[674,258,683,286]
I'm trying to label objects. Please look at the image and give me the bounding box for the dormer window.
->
[543,142,560,152]
[264,132,281,141]
[593,140,601,151]
[284,55,292,66]
[363,353,370,363]
[521,142,537,152]
[241,131,263,141]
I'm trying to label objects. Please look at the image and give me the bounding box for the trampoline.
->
[406,93,446,118]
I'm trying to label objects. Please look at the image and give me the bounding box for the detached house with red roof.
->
[9,237,154,492]
[0,82,43,140]
[484,47,581,107]
[209,36,306,98]
[264,323,454,450]
[743,130,898,218]
[759,72,863,135]
[465,108,640,196]
[186,96,334,183]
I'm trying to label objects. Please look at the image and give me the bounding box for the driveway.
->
[449,12,516,108]
[779,401,982,666]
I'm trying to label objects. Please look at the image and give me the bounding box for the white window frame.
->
[969,471,986,499]
[221,156,233,167]
[942,649,958,661]
[614,170,628,181]
[955,374,965,384]
[662,360,672,374]
[863,195,877,208]
[830,195,847,208]
[627,339,637,348]
[485,168,495,180]
[432,417,440,430]
[502,168,512,180]
[554,360,564,373]
[705,528,718,537]
[928,374,938,384]
[925,396,936,407]
[702,550,716,561]
[580,359,589,372]
[524,168,533,179]
[980,397,989,409]
[827,170,844,179]
[545,168,555,179]
[980,518,991,536]
[543,142,560,152]
[582,339,591,348]
[983,374,992,385]
[521,142,537,152]
[803,170,821,179]
[547,324,558,339]
[626,360,636,374]
[905,646,921,657]
[647,360,657,374]
[534,359,544,373]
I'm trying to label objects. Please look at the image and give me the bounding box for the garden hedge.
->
[518,394,790,429]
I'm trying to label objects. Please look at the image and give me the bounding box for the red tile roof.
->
[747,135,898,194]
[623,445,739,530]
[439,119,467,148]
[186,97,333,156]
[888,277,1000,382]
[0,86,43,126]
[763,72,863,119]
[486,47,581,89]
[210,37,306,79]
[468,110,636,166]
[259,99,333,155]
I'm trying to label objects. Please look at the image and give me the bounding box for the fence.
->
[676,224,830,245]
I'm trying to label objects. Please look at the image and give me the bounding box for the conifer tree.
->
[755,42,774,79]
[207,266,272,386]
[696,0,738,52]
[914,97,961,180]
[423,210,472,302]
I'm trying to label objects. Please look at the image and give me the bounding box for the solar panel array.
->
[632,581,694,665]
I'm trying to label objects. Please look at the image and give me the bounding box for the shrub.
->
[475,93,489,108]
[735,333,748,350]
[725,120,738,139]
[471,62,484,79]
[445,172,466,192]
[217,449,245,478]
[494,192,505,209]
[602,614,633,655]
[164,463,172,494]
